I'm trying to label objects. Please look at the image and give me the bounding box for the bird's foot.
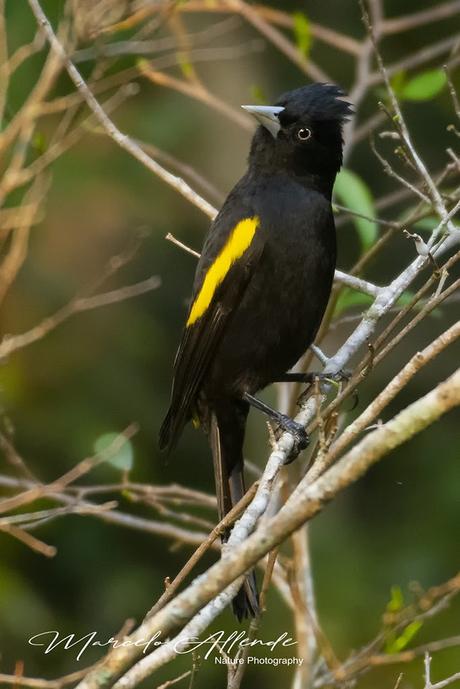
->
[274,414,309,464]
[297,368,351,405]
[242,392,309,462]
[327,367,351,383]
[309,368,351,386]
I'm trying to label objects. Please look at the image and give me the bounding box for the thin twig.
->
[0,276,161,361]
[0,425,138,514]
[146,481,259,617]
[77,370,460,689]
[26,0,217,219]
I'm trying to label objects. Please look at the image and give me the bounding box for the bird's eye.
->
[297,127,312,141]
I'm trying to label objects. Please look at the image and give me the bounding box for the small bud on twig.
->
[403,230,440,272]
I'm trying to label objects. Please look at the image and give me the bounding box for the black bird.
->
[159,83,352,620]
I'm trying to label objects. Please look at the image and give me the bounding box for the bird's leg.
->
[242,392,308,462]
[275,370,350,385]
[275,370,351,406]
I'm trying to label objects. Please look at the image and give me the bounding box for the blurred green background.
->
[0,1,459,687]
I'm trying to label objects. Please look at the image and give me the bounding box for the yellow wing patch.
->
[186,216,260,326]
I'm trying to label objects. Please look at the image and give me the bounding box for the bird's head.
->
[243,83,353,195]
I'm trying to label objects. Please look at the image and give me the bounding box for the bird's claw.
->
[274,415,309,464]
[297,368,351,405]
[327,368,351,384]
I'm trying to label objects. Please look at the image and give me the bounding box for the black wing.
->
[159,208,264,452]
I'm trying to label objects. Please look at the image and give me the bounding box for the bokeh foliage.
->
[0,1,459,687]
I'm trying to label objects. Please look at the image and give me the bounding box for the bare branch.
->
[26,0,218,219]
[424,652,460,689]
[361,0,456,234]
[382,1,460,34]
[334,270,383,297]
[0,474,210,547]
[0,668,94,689]
[225,0,330,82]
[0,175,49,305]
[0,523,56,556]
[0,425,138,515]
[310,320,460,481]
[2,6,458,689]
[0,276,160,361]
[146,482,259,618]
[138,63,251,131]
[167,2,361,55]
[76,369,460,689]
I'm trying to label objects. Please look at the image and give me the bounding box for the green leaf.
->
[94,432,134,471]
[334,288,414,318]
[397,290,415,306]
[292,12,312,58]
[398,290,441,317]
[334,169,378,250]
[386,585,404,613]
[400,69,447,101]
[389,70,407,96]
[385,620,423,654]
[33,132,47,154]
[413,216,438,232]
[334,288,373,317]
[334,286,415,318]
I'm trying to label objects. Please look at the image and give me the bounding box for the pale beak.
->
[241,105,285,138]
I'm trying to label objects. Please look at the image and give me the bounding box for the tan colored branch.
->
[146,482,259,618]
[309,320,460,481]
[138,64,251,130]
[0,475,211,547]
[0,275,160,361]
[0,523,56,557]
[0,668,93,689]
[290,526,317,688]
[26,0,217,219]
[0,175,49,305]
[312,250,460,434]
[133,1,361,55]
[0,426,138,515]
[225,0,330,82]
[361,1,455,234]
[0,16,70,156]
[382,1,460,34]
[76,370,460,688]
[315,571,460,685]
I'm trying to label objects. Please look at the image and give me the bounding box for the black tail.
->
[158,407,173,452]
[210,401,259,621]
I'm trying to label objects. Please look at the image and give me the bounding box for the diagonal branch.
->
[361,0,456,234]
[76,369,460,689]
[0,276,161,362]
[26,0,217,219]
